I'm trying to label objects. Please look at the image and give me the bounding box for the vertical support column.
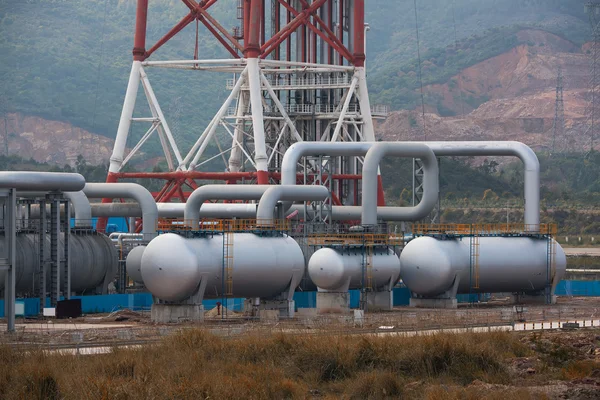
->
[62,199,70,299]
[3,189,16,332]
[38,199,46,312]
[49,196,60,307]
[247,58,269,183]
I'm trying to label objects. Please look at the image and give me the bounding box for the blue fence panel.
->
[555,280,600,297]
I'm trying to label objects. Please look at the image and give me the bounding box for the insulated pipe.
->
[83,183,157,241]
[420,141,540,229]
[0,172,85,192]
[362,143,438,225]
[92,202,259,219]
[64,191,92,228]
[256,186,330,226]
[280,142,373,210]
[184,185,273,227]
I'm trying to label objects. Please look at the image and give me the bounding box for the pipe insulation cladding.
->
[400,237,566,297]
[140,233,305,302]
[0,232,118,293]
[308,247,401,292]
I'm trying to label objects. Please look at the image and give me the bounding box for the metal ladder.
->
[546,237,556,303]
[470,234,480,290]
[223,231,234,296]
[365,244,374,291]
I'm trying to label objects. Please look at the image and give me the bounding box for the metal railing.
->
[156,218,292,233]
[412,223,558,237]
[307,233,403,247]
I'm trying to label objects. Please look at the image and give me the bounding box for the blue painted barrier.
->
[2,281,598,317]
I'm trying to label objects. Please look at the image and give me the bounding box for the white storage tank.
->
[125,245,146,284]
[308,247,401,291]
[400,236,566,297]
[141,233,305,302]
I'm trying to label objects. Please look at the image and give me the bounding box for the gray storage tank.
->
[0,232,118,294]
[141,233,305,302]
[400,236,566,297]
[308,247,401,291]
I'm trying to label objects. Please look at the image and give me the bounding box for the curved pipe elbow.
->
[257,185,330,226]
[184,185,272,227]
[361,143,438,225]
[83,183,158,240]
[64,191,92,228]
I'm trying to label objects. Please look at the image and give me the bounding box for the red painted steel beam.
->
[261,0,328,58]
[116,171,363,181]
[353,0,365,67]
[145,13,195,59]
[198,15,241,58]
[277,0,353,63]
[133,0,149,61]
[245,0,262,57]
[295,0,353,62]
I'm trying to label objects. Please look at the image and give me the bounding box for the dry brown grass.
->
[0,330,535,399]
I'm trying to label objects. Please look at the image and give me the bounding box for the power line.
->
[413,0,426,139]
[451,0,465,118]
[90,0,110,135]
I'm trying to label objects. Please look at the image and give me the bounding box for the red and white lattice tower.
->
[101,0,388,230]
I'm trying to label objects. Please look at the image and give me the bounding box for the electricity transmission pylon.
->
[551,66,564,155]
[584,2,600,154]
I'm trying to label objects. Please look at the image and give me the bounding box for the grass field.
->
[2,329,600,399]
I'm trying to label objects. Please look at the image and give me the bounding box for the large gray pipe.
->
[0,171,86,191]
[92,202,258,219]
[256,186,330,226]
[420,141,540,228]
[362,143,438,225]
[280,142,439,222]
[185,185,273,227]
[83,183,158,241]
[281,142,372,211]
[65,191,92,228]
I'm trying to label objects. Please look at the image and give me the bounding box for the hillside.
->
[0,0,592,161]
[375,29,595,153]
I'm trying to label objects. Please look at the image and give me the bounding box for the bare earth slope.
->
[376,30,594,153]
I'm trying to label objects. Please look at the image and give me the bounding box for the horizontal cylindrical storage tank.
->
[308,247,401,292]
[400,236,567,297]
[141,233,305,302]
[0,232,118,294]
[126,245,146,284]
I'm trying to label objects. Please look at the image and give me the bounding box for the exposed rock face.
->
[1,113,114,166]
[376,30,595,153]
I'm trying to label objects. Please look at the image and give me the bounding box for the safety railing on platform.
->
[412,223,558,237]
[306,233,403,247]
[156,218,292,233]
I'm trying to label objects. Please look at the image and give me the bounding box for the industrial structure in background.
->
[552,66,564,155]
[99,0,388,234]
[585,1,600,154]
[0,1,571,331]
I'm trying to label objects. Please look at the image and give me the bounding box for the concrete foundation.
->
[151,304,204,323]
[513,293,555,305]
[258,309,279,322]
[316,291,350,314]
[361,290,393,311]
[410,297,458,309]
[244,299,295,318]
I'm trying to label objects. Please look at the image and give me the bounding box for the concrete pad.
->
[316,292,350,314]
[151,304,204,323]
[409,297,458,309]
[362,291,393,311]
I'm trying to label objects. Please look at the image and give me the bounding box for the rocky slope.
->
[376,30,594,153]
[1,113,114,166]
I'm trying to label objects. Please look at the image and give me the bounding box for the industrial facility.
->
[0,1,572,331]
